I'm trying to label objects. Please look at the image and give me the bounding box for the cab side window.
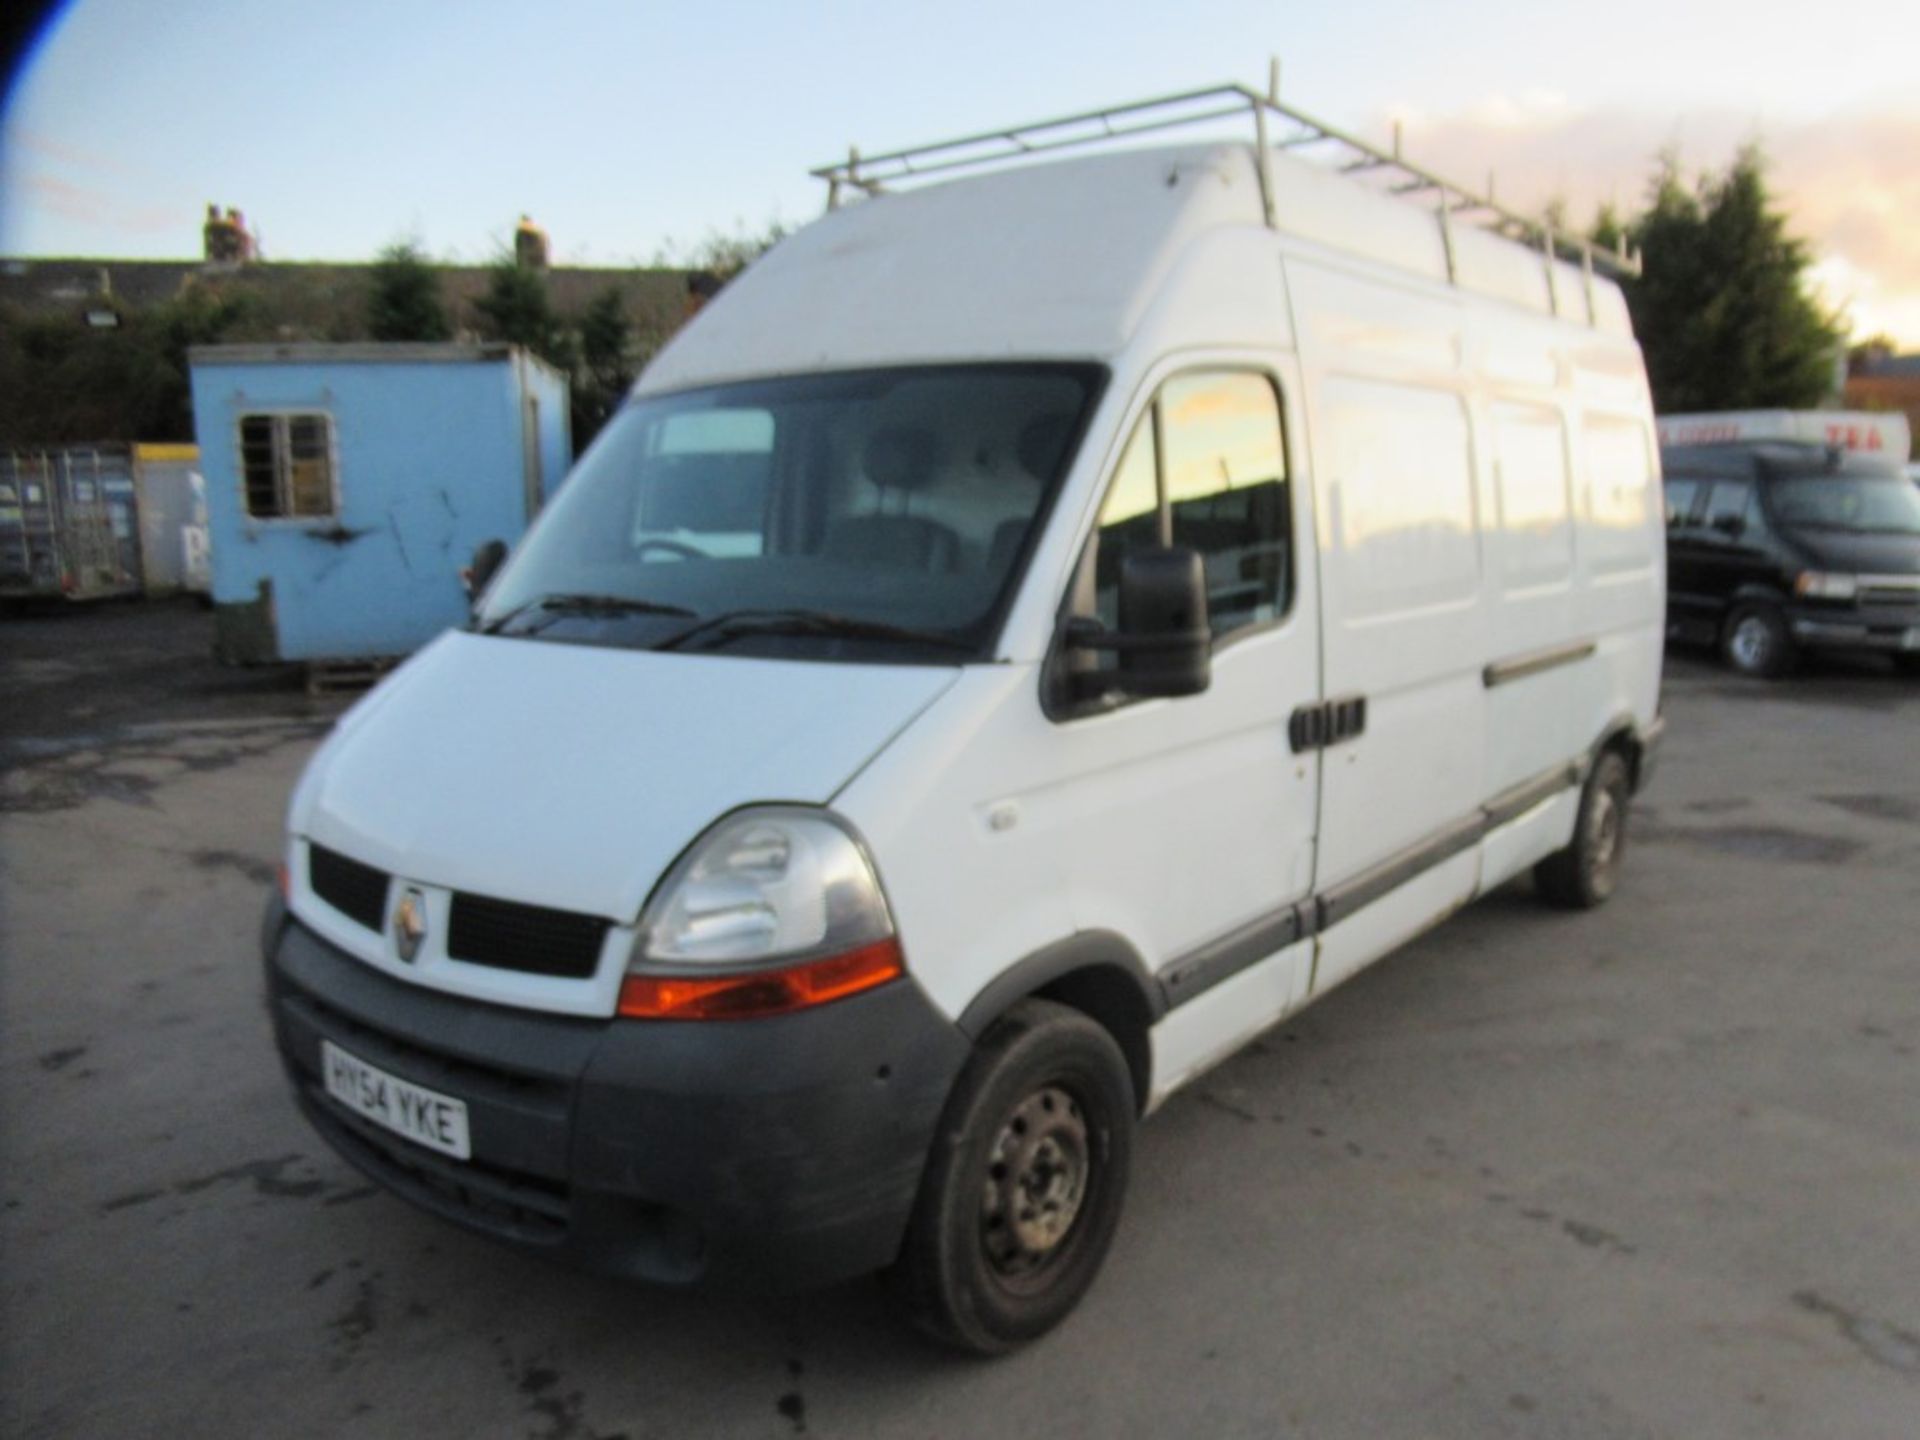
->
[1702,479,1755,538]
[1663,477,1700,530]
[1084,371,1291,640]
[1091,414,1162,628]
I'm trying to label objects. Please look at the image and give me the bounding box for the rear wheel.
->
[889,999,1134,1354]
[1721,604,1795,679]
[1536,749,1631,909]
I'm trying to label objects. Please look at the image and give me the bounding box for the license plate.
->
[321,1040,471,1160]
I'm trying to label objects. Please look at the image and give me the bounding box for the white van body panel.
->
[289,629,958,929]
[1147,938,1315,1106]
[283,134,1661,1097]
[1477,789,1582,898]
[836,626,1319,1029]
[639,146,1267,396]
[1311,850,1481,1000]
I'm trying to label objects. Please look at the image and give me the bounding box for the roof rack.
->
[811,60,1642,283]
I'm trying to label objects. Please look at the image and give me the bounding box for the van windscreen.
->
[1768,475,1920,536]
[479,364,1105,661]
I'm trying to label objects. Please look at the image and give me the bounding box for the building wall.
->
[1842,375,1920,460]
[192,354,565,661]
[520,353,574,509]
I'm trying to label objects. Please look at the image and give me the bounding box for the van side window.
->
[1702,479,1754,537]
[1162,373,1291,632]
[1091,413,1161,628]
[1086,370,1291,639]
[1663,478,1700,529]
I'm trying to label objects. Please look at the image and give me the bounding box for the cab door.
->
[1693,477,1770,608]
[1044,358,1322,1082]
[1661,474,1717,640]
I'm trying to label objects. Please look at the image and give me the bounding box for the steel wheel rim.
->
[1589,786,1620,873]
[979,1085,1091,1280]
[1730,616,1771,671]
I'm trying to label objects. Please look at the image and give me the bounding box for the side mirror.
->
[463,538,508,600]
[1065,546,1212,701]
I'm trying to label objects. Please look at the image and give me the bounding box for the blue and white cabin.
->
[189,342,570,663]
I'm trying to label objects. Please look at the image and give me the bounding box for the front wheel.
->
[1722,604,1795,679]
[1536,749,1631,909]
[889,999,1134,1354]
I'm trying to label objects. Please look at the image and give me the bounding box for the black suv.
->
[1662,441,1920,678]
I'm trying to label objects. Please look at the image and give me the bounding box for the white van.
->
[264,81,1666,1353]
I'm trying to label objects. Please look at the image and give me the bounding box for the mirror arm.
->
[1061,616,1212,654]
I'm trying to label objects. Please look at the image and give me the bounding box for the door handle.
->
[1289,696,1366,754]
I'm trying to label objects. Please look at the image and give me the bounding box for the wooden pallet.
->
[305,657,399,696]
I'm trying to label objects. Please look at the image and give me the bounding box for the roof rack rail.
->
[810,59,1642,283]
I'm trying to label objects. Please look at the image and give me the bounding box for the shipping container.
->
[131,443,212,597]
[0,445,143,601]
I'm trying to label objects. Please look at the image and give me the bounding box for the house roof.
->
[0,256,690,335]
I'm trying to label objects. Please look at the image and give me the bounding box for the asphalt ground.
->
[4,602,1918,1439]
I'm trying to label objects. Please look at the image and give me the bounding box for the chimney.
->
[203,204,256,265]
[514,214,550,271]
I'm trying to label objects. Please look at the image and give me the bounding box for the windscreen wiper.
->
[655,607,975,655]
[483,592,696,635]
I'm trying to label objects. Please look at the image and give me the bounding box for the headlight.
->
[1795,571,1858,600]
[620,808,902,1020]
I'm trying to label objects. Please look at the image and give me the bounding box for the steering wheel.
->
[635,538,709,561]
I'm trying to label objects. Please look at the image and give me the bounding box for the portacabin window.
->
[239,413,336,519]
[1082,369,1291,641]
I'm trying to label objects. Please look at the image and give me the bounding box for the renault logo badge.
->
[394,888,428,962]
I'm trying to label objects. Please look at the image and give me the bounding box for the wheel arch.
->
[1589,711,1654,794]
[956,931,1165,1115]
[1726,580,1792,612]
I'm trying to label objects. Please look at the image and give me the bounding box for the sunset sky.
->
[3,0,1917,343]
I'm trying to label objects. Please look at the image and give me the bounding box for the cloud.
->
[4,123,191,246]
[22,172,187,237]
[1369,95,1920,344]
[4,125,137,179]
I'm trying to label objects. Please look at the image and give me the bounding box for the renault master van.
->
[263,80,1666,1353]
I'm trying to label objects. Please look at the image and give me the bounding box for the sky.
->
[3,0,1918,342]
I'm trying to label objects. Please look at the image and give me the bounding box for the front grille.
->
[447,893,611,979]
[1859,584,1920,610]
[309,845,389,930]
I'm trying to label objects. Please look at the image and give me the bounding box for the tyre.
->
[1721,604,1795,679]
[1536,749,1632,910]
[889,998,1135,1354]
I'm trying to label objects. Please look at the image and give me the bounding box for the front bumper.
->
[263,898,969,1290]
[1787,603,1920,653]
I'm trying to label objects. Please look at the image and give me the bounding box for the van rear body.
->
[263,84,1666,1350]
